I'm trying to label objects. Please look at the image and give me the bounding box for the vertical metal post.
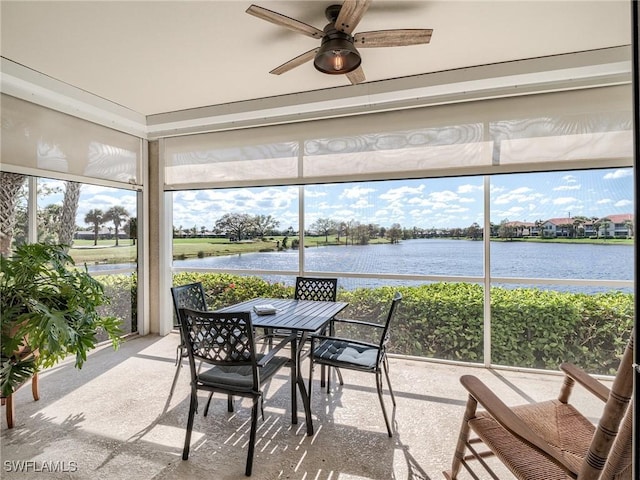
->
[631,1,639,479]
[483,175,491,368]
[27,176,37,243]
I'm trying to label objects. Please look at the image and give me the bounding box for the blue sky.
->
[40,167,634,231]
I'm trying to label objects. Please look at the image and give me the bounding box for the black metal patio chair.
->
[264,276,338,347]
[178,307,291,476]
[170,282,209,397]
[308,291,402,437]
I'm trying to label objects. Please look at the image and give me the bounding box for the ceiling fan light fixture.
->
[314,31,361,74]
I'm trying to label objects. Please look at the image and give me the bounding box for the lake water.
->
[169,239,634,292]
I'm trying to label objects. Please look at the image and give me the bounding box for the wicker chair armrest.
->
[331,318,384,329]
[257,333,296,367]
[560,362,610,402]
[460,375,577,477]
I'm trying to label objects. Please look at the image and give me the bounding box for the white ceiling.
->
[0,0,632,121]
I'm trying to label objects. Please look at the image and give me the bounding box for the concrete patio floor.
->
[1,333,611,480]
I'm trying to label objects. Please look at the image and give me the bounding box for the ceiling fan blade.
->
[354,29,433,47]
[270,48,320,75]
[346,66,366,85]
[246,4,324,39]
[335,0,372,35]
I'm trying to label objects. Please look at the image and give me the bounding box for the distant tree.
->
[345,220,359,245]
[466,222,481,240]
[355,224,370,245]
[253,214,280,238]
[126,217,137,245]
[85,209,104,246]
[386,223,402,244]
[534,219,545,238]
[104,206,130,246]
[215,213,253,241]
[337,221,347,244]
[599,217,612,239]
[498,220,515,240]
[40,204,62,243]
[368,223,381,239]
[591,217,601,238]
[310,217,337,243]
[572,216,588,238]
[623,218,634,238]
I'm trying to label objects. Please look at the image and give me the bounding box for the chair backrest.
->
[171,282,208,324]
[178,308,259,390]
[599,402,632,480]
[294,277,337,302]
[579,331,634,479]
[377,292,402,362]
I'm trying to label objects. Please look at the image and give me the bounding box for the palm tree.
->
[599,217,612,239]
[591,216,601,238]
[104,206,130,246]
[84,209,104,246]
[57,181,81,250]
[572,216,588,238]
[0,172,26,256]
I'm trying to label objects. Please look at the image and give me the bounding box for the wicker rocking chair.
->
[444,331,634,480]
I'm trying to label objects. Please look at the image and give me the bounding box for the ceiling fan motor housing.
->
[314,24,361,74]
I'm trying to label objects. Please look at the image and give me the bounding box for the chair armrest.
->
[331,318,384,329]
[257,333,296,367]
[560,362,610,402]
[460,375,577,477]
[311,334,378,351]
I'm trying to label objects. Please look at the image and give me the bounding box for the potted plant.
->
[1,243,122,400]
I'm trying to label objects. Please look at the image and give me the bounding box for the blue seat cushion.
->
[197,354,288,393]
[314,339,379,370]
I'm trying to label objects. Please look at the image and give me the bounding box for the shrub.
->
[102,273,633,375]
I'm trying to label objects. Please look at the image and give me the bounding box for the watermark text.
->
[4,460,78,473]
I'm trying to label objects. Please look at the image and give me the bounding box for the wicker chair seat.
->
[469,399,595,480]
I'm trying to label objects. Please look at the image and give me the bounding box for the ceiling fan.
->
[246,0,433,85]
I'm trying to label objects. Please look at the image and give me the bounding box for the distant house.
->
[542,217,574,238]
[541,214,634,238]
[503,221,536,237]
[604,213,634,238]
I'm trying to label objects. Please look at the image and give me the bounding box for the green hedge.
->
[98,273,633,375]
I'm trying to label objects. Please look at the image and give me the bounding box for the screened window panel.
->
[1,94,142,185]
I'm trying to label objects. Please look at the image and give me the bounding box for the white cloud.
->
[457,183,482,194]
[341,186,376,199]
[552,197,577,206]
[603,169,632,180]
[614,199,632,207]
[351,198,372,209]
[553,184,580,191]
